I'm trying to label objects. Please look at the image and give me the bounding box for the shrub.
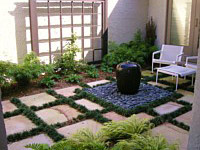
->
[87,70,99,78]
[65,74,82,83]
[39,76,55,88]
[0,61,15,87]
[54,34,81,75]
[86,65,99,78]
[10,52,42,86]
[146,17,157,46]
[10,65,34,86]
[101,30,158,69]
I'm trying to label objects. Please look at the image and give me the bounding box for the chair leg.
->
[192,74,194,86]
[176,75,179,91]
[156,70,159,84]
[152,62,154,73]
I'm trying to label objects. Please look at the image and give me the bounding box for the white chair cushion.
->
[153,59,176,65]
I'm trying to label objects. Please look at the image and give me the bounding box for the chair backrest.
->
[160,45,184,62]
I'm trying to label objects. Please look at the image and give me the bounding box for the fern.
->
[112,134,178,150]
[100,115,153,142]
[25,144,50,150]
[66,129,107,150]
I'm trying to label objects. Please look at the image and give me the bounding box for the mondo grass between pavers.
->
[9,98,64,143]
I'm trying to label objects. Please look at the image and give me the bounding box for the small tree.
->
[146,17,157,46]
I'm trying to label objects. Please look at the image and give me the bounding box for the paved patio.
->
[2,70,194,150]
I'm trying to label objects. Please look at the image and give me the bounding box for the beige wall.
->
[148,0,167,48]
[0,0,29,63]
[108,0,149,44]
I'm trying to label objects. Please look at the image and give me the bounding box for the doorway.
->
[166,0,200,56]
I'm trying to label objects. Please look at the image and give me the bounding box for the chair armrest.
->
[186,56,198,65]
[176,53,185,62]
[152,50,161,59]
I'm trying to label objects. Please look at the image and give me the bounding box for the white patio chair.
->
[152,44,184,73]
[185,56,198,70]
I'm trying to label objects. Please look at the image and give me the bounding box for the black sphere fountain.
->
[116,61,141,95]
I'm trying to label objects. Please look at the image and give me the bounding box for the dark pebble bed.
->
[84,82,172,110]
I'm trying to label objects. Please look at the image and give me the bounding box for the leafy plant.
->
[0,61,15,87]
[39,76,55,88]
[65,74,82,83]
[10,53,42,86]
[102,30,158,70]
[146,17,157,46]
[10,65,34,86]
[87,70,99,78]
[65,129,107,150]
[54,34,81,75]
[86,65,99,78]
[100,115,153,142]
[112,134,178,150]
[23,52,40,65]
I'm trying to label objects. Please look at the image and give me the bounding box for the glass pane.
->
[170,0,192,46]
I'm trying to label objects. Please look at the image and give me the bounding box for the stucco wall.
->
[108,0,149,44]
[148,0,167,48]
[0,0,29,63]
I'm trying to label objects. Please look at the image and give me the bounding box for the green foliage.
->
[101,64,113,73]
[112,134,178,150]
[0,61,15,87]
[65,129,107,150]
[86,65,99,78]
[146,17,157,46]
[100,115,153,142]
[54,34,81,75]
[23,52,40,65]
[10,64,35,86]
[102,30,158,69]
[39,76,55,88]
[10,52,42,86]
[65,74,82,83]
[87,70,99,78]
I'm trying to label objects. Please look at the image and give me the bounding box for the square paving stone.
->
[178,95,194,104]
[87,80,110,87]
[177,89,194,96]
[103,112,127,121]
[52,105,82,120]
[5,115,36,136]
[147,81,169,88]
[57,119,102,137]
[160,76,190,85]
[175,111,193,126]
[152,123,188,150]
[142,70,155,77]
[136,113,154,120]
[154,102,183,115]
[2,101,17,114]
[76,99,104,111]
[8,134,53,150]
[55,86,82,97]
[20,93,56,107]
